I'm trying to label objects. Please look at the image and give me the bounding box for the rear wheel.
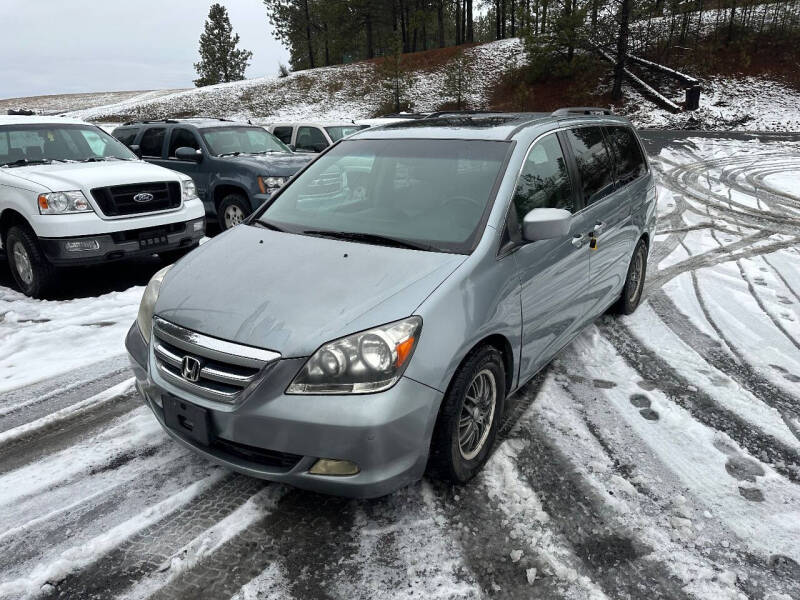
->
[428,345,506,484]
[218,194,250,231]
[613,238,648,315]
[6,225,56,298]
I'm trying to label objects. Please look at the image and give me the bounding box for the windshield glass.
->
[201,127,290,156]
[0,124,137,166]
[325,125,369,142]
[258,138,511,253]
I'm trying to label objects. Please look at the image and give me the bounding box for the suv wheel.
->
[218,194,250,231]
[6,225,56,298]
[613,238,648,315]
[428,345,506,484]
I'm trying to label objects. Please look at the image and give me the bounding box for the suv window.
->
[169,128,200,157]
[296,126,328,152]
[566,127,615,205]
[605,126,646,185]
[113,129,137,147]
[139,127,166,158]
[272,126,293,145]
[512,133,574,221]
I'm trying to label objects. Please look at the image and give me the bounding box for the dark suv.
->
[112,119,313,230]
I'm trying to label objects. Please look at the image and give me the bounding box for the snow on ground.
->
[1,134,800,599]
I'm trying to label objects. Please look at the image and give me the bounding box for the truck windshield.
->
[325,125,369,142]
[201,127,290,156]
[258,138,511,254]
[0,124,137,167]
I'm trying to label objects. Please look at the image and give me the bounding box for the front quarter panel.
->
[405,226,522,394]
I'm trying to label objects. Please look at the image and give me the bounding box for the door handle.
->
[593,221,606,235]
[571,234,587,248]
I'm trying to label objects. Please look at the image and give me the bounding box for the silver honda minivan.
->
[126,110,656,498]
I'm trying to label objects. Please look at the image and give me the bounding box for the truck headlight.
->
[257,176,287,194]
[38,191,94,215]
[137,265,172,344]
[181,179,197,201]
[287,317,421,394]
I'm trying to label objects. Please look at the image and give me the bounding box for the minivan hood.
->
[223,153,312,176]
[6,160,182,192]
[155,225,466,357]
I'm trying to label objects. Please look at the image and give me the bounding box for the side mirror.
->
[175,147,202,162]
[129,144,142,158]
[522,208,572,242]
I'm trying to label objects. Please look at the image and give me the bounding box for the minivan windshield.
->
[0,124,137,167]
[325,125,369,142]
[201,127,290,156]
[258,138,511,253]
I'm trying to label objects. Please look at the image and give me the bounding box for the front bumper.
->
[40,217,205,265]
[125,322,442,498]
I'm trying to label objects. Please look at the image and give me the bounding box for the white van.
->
[0,116,205,297]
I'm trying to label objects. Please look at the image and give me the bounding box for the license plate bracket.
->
[139,229,169,249]
[163,395,212,446]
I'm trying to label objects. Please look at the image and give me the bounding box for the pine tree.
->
[194,4,254,87]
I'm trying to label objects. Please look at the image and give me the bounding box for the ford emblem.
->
[133,192,154,203]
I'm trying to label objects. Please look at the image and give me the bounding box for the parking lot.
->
[1,131,800,600]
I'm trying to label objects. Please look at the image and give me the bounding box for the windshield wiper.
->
[0,158,52,168]
[252,219,286,232]
[218,151,241,157]
[302,229,437,251]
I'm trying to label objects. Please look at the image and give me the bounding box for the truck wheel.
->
[218,194,250,231]
[612,238,648,315]
[6,225,56,298]
[427,345,506,484]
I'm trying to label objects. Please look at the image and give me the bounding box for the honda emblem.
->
[181,355,202,382]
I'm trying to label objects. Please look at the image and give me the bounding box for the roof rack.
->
[551,107,613,116]
[121,118,179,126]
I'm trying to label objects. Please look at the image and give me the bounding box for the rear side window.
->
[272,126,292,144]
[512,133,574,221]
[566,127,615,205]
[605,126,646,185]
[296,126,328,152]
[169,128,200,157]
[113,129,137,147]
[139,127,166,158]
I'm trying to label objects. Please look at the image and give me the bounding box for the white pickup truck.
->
[0,116,205,297]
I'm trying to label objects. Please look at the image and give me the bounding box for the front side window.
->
[169,128,200,157]
[113,129,137,147]
[325,125,368,142]
[259,138,511,253]
[512,133,574,222]
[272,126,293,144]
[605,126,646,185]
[0,124,136,166]
[201,127,289,156]
[139,127,166,158]
[566,127,615,205]
[295,126,328,152]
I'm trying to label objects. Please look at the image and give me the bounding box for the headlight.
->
[287,317,422,394]
[137,265,172,344]
[181,179,197,201]
[38,191,93,215]
[257,176,287,194]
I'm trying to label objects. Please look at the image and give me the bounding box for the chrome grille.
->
[152,317,280,403]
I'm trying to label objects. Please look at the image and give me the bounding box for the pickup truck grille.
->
[91,181,181,216]
[152,317,280,404]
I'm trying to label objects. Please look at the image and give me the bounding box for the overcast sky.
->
[0,0,290,100]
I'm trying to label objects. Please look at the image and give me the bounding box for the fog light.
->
[64,239,100,252]
[192,219,205,232]
[308,459,360,476]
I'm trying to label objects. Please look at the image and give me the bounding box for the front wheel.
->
[427,345,507,484]
[612,238,648,315]
[6,225,56,298]
[218,194,251,231]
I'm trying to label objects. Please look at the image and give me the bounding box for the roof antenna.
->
[248,119,252,125]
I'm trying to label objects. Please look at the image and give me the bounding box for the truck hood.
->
[222,153,312,176]
[6,160,183,192]
[155,224,465,357]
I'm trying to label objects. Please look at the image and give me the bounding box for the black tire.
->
[158,243,199,264]
[217,194,251,231]
[427,345,507,484]
[612,238,648,315]
[6,225,56,298]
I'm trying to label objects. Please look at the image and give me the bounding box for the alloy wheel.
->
[12,242,34,286]
[628,246,645,305]
[224,205,246,229]
[458,368,497,460]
